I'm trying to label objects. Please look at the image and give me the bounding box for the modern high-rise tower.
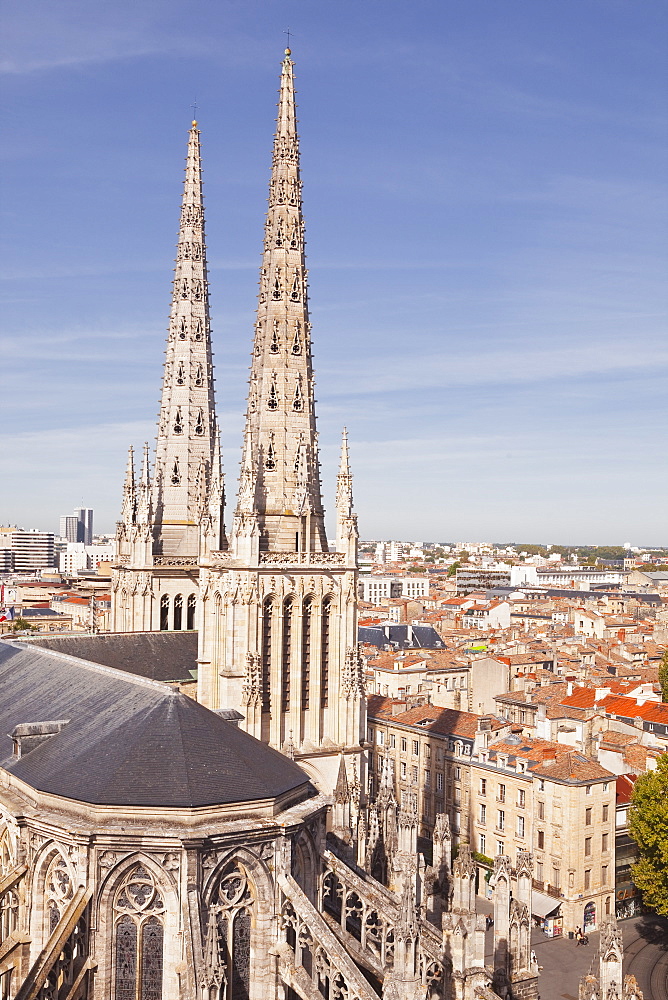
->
[111,121,224,633]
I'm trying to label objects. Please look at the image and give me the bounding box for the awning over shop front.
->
[531,891,562,918]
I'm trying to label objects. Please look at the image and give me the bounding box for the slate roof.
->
[23,631,198,683]
[358,624,445,649]
[0,639,310,809]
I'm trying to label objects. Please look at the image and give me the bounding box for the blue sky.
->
[1,0,666,545]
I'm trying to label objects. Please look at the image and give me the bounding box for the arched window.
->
[0,829,14,877]
[44,853,73,935]
[186,594,196,630]
[301,599,312,710]
[0,828,17,946]
[261,600,273,713]
[160,595,169,631]
[173,595,183,631]
[0,890,18,944]
[320,598,332,709]
[282,600,292,713]
[113,864,165,1000]
[205,861,254,1000]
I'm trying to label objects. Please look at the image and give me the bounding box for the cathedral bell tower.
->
[111,121,224,632]
[197,50,366,792]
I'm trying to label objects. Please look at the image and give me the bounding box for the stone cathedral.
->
[1,47,642,1000]
[111,50,364,793]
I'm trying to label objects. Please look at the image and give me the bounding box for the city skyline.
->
[1,0,666,543]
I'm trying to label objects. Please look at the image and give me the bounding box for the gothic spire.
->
[152,119,221,557]
[234,49,327,554]
[120,445,136,526]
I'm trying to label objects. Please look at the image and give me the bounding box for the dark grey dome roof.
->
[0,640,310,808]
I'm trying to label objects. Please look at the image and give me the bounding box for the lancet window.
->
[194,363,204,387]
[267,381,279,410]
[291,323,302,355]
[178,318,187,340]
[320,598,332,709]
[290,270,301,302]
[173,595,183,631]
[292,381,303,412]
[193,280,203,301]
[180,278,189,300]
[0,829,17,946]
[160,595,169,631]
[193,319,203,342]
[173,408,184,435]
[44,853,73,935]
[195,409,205,436]
[272,268,283,300]
[261,599,273,713]
[289,221,299,249]
[206,862,254,1000]
[301,599,312,710]
[187,594,196,630]
[175,362,185,386]
[113,863,165,1000]
[282,599,293,713]
[171,459,181,486]
[0,829,13,877]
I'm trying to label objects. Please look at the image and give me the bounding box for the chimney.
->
[10,720,69,758]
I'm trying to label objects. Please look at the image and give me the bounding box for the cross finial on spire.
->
[191,100,198,125]
[283,27,293,52]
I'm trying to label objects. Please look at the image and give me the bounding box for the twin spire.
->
[119,51,354,561]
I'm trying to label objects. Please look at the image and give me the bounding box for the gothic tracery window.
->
[267,381,279,410]
[282,599,293,713]
[175,362,185,386]
[187,594,196,630]
[178,318,187,340]
[205,862,254,1000]
[0,830,13,878]
[173,594,183,631]
[290,270,300,302]
[194,364,204,387]
[44,853,73,935]
[173,408,184,435]
[265,442,276,471]
[195,409,205,436]
[270,322,280,354]
[292,381,303,412]
[160,595,169,631]
[171,459,181,486]
[320,598,333,709]
[113,864,165,1000]
[193,318,203,342]
[301,599,312,710]
[261,599,273,713]
[291,323,302,355]
[0,829,17,946]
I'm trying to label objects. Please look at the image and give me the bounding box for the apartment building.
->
[358,575,430,604]
[366,696,616,937]
[471,735,616,936]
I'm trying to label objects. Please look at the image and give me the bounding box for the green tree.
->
[658,649,668,703]
[9,617,37,632]
[447,561,460,578]
[629,754,668,916]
